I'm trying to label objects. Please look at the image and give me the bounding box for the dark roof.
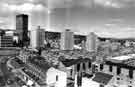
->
[60,58,91,67]
[28,56,51,72]
[10,59,21,69]
[92,72,113,85]
[22,68,40,82]
[105,60,135,70]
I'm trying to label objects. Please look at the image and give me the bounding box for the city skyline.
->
[1,0,135,38]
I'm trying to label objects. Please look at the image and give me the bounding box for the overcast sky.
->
[1,0,135,38]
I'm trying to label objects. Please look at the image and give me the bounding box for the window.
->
[56,75,58,81]
[77,64,80,72]
[129,69,133,79]
[117,67,121,75]
[70,69,73,76]
[109,65,113,72]
[117,77,120,80]
[88,62,91,68]
[77,74,82,86]
[100,64,103,71]
[83,63,86,71]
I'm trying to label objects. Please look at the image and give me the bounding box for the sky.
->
[1,0,135,38]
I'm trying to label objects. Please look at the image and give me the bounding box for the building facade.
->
[60,29,74,50]
[86,32,97,52]
[0,36,13,47]
[16,14,29,47]
[59,58,92,87]
[46,67,67,87]
[30,26,45,48]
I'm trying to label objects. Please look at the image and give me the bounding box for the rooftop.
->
[108,54,135,63]
[60,58,91,67]
[22,68,40,82]
[106,54,135,69]
[110,55,132,61]
[28,56,51,72]
[92,72,113,85]
[41,49,95,67]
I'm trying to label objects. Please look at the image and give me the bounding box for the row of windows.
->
[1,43,13,44]
[100,64,103,70]
[100,64,133,79]
[77,62,91,72]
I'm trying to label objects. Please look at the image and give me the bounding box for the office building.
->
[86,32,97,52]
[0,36,13,47]
[16,14,29,47]
[30,26,45,48]
[60,29,74,50]
[81,40,86,50]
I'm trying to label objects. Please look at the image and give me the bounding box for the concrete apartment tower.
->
[30,26,45,48]
[60,29,74,50]
[16,14,29,47]
[86,32,97,52]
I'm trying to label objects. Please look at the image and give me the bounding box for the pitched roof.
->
[9,59,21,69]
[60,58,91,67]
[92,72,113,85]
[28,56,51,72]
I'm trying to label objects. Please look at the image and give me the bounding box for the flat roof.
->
[110,55,132,61]
[106,54,135,69]
[108,54,135,64]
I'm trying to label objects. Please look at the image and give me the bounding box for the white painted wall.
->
[82,78,99,87]
[46,67,67,87]
[74,74,99,87]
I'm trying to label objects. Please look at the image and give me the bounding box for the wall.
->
[99,63,135,87]
[46,67,67,87]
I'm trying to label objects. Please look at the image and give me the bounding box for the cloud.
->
[97,32,113,37]
[0,1,49,29]
[108,18,124,23]
[0,0,36,4]
[1,0,134,9]
[1,0,135,9]
[94,0,135,8]
[3,3,48,13]
[94,0,123,8]
[104,23,117,27]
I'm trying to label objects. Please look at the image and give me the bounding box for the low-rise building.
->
[59,58,92,87]
[98,54,135,87]
[46,67,67,87]
[16,56,67,87]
